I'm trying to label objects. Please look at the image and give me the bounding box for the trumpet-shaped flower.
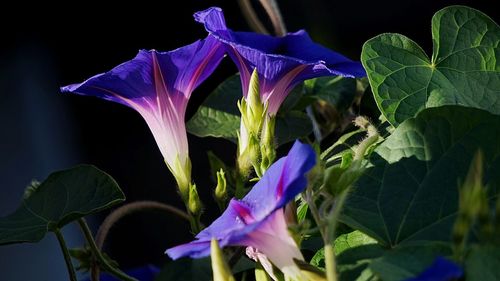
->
[194,7,366,116]
[166,140,316,278]
[61,36,225,194]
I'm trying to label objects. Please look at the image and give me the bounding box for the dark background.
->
[1,0,498,280]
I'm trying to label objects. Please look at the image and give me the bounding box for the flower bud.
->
[188,183,202,216]
[215,169,227,202]
[260,116,276,173]
[246,69,264,130]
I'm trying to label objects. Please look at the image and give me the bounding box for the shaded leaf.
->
[465,245,500,281]
[156,258,212,281]
[305,76,357,112]
[369,244,453,281]
[337,244,385,281]
[275,111,312,145]
[0,165,124,245]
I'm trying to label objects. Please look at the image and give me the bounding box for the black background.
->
[1,0,498,280]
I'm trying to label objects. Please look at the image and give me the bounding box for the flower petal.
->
[195,7,366,115]
[240,211,304,279]
[166,240,212,260]
[61,50,159,108]
[165,140,315,262]
[61,37,225,181]
[61,36,224,108]
[241,140,316,219]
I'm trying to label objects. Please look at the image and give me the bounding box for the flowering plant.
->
[1,2,499,281]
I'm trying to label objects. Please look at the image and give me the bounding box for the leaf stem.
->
[77,218,138,281]
[54,228,78,281]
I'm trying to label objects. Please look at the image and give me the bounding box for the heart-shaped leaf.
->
[0,165,125,245]
[362,6,500,126]
[187,74,312,145]
[341,106,500,247]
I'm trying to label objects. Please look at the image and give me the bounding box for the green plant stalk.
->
[237,0,270,34]
[320,128,364,160]
[78,218,138,281]
[54,228,78,281]
[324,243,336,281]
[353,134,379,161]
[304,190,339,281]
[324,191,349,281]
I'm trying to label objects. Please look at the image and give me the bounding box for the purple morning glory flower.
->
[61,36,225,191]
[85,265,160,281]
[194,7,366,116]
[405,257,463,281]
[166,140,316,278]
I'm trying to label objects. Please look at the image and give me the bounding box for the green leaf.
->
[187,75,241,142]
[334,231,377,256]
[362,6,500,126]
[341,106,500,247]
[156,257,212,281]
[187,74,312,145]
[0,165,125,245]
[465,245,500,281]
[296,201,309,223]
[310,231,377,269]
[324,160,366,195]
[369,244,453,281]
[305,76,357,112]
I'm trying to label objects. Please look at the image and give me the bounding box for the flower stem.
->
[188,212,202,234]
[237,0,270,34]
[89,201,190,280]
[78,218,138,281]
[95,201,190,249]
[234,171,247,199]
[258,0,287,36]
[54,228,78,281]
[324,191,349,281]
